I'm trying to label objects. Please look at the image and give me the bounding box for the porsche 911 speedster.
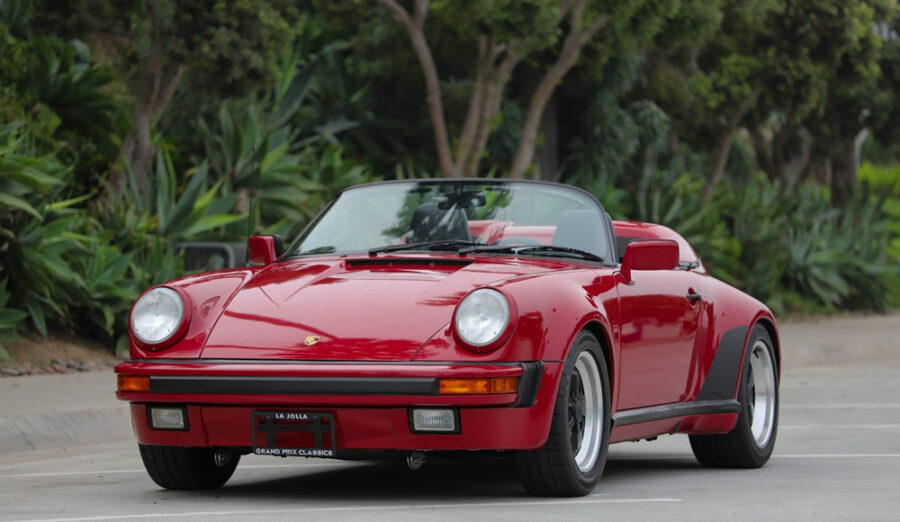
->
[115,179,780,496]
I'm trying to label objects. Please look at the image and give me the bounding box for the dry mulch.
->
[0,336,122,377]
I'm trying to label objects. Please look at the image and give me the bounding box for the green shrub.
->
[859,162,900,196]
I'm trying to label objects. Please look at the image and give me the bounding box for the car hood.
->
[200,255,567,361]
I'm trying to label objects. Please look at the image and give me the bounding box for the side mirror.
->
[247,235,284,266]
[620,240,679,284]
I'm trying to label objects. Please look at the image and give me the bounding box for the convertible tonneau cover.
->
[612,220,701,268]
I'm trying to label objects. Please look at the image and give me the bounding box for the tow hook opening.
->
[214,449,237,468]
[406,451,426,470]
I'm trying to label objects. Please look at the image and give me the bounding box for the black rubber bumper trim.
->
[513,361,544,407]
[149,376,438,396]
[611,399,741,427]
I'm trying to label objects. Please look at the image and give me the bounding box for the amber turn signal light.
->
[117,375,150,392]
[438,376,518,395]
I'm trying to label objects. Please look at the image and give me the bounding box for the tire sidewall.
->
[556,331,611,489]
[736,326,779,462]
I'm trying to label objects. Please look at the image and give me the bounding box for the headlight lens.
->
[454,289,510,347]
[131,287,185,345]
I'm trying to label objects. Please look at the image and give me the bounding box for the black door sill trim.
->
[611,399,740,427]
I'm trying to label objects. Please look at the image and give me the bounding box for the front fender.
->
[129,268,257,359]
[412,269,618,364]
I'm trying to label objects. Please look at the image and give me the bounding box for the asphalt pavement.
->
[1,313,899,521]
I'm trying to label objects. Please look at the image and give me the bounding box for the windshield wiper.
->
[458,244,605,263]
[368,239,478,256]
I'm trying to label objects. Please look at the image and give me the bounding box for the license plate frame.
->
[251,411,337,458]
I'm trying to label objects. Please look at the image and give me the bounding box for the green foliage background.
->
[0,0,898,358]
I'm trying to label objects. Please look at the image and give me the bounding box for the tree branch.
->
[373,0,413,28]
[151,64,187,119]
[702,88,761,203]
[462,46,523,176]
[372,0,454,177]
[508,13,608,178]
[413,0,428,28]
[455,37,492,173]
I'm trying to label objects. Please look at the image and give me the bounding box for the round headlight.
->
[131,287,185,345]
[454,288,511,348]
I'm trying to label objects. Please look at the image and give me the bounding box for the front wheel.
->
[516,331,611,496]
[690,324,779,467]
[139,444,240,490]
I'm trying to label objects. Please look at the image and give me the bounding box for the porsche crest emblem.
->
[304,335,321,347]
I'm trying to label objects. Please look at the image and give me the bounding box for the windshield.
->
[287,180,612,261]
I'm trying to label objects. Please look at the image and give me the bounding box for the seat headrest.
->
[409,202,472,243]
[551,209,610,260]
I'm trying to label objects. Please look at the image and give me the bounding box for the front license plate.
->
[251,411,337,457]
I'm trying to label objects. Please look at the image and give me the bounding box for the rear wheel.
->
[138,444,239,490]
[690,324,779,467]
[516,331,610,497]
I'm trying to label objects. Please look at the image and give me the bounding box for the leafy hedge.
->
[0,18,898,359]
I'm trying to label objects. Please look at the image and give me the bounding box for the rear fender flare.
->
[697,309,780,404]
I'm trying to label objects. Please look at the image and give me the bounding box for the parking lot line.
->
[0,462,352,479]
[7,497,682,522]
[611,453,900,460]
[780,424,900,429]
[780,403,900,409]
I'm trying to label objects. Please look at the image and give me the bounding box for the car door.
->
[615,268,702,410]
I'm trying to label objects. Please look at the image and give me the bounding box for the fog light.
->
[410,408,457,433]
[148,406,188,430]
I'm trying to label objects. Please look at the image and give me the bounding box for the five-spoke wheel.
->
[516,330,610,496]
[690,324,779,468]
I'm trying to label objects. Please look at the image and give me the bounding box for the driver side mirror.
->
[620,240,679,284]
[247,235,284,266]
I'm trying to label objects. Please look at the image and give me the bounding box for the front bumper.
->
[115,360,561,451]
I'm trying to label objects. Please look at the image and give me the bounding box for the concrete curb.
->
[0,406,133,455]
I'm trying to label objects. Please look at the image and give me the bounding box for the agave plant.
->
[0,279,26,360]
[198,43,378,237]
[26,35,119,152]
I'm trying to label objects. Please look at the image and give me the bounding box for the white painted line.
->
[1,462,353,479]
[780,424,900,429]
[7,497,682,522]
[776,453,900,459]
[781,403,900,409]
[611,453,900,461]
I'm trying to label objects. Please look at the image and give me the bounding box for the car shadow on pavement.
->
[147,454,710,501]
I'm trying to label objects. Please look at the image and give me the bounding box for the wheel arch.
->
[580,320,615,405]
[752,315,781,382]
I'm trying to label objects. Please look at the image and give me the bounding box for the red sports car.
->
[115,179,780,496]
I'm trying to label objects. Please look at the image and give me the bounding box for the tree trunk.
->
[668,127,684,175]
[509,11,608,178]
[748,124,775,180]
[520,64,559,180]
[701,90,759,203]
[120,109,154,195]
[783,128,812,188]
[459,47,522,177]
[702,125,739,203]
[110,0,185,197]
[830,138,861,208]
[374,0,454,177]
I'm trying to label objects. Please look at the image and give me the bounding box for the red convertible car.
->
[116,179,779,496]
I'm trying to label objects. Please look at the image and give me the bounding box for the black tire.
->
[516,330,611,497]
[690,324,779,468]
[138,444,239,490]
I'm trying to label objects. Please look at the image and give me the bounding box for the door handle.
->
[686,291,702,302]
